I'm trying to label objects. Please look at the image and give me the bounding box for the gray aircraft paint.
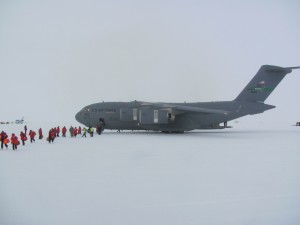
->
[75,65,300,132]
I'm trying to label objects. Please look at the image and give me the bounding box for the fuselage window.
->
[154,110,158,123]
[133,108,138,120]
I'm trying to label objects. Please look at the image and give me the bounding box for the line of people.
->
[1,125,98,150]
[1,129,38,150]
[69,126,98,138]
[1,126,40,150]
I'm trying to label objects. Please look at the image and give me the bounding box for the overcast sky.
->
[1,0,299,124]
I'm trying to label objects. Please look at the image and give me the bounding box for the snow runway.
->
[1,123,300,225]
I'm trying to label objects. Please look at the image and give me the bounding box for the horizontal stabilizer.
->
[265,66,300,73]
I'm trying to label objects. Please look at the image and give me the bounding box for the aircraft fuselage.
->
[75,65,299,132]
[75,100,274,132]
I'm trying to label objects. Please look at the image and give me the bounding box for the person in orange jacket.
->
[3,137,10,148]
[11,133,19,150]
[20,131,27,145]
[29,130,36,143]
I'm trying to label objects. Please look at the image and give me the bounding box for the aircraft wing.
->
[141,102,229,115]
[170,105,229,115]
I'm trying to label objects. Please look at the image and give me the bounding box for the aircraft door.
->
[158,110,168,124]
[139,109,168,124]
[120,108,138,121]
[139,108,153,124]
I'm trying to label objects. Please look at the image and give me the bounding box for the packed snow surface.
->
[0,122,300,225]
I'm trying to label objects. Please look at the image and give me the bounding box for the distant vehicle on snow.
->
[15,117,24,124]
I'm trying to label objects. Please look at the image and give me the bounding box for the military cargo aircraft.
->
[75,65,299,133]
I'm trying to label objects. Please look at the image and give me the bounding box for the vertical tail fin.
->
[235,65,300,102]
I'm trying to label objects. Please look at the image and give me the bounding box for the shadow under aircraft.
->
[75,65,300,133]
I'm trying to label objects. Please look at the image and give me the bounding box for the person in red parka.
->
[29,130,36,143]
[78,126,82,135]
[51,129,56,142]
[56,126,60,137]
[1,131,9,149]
[73,127,78,137]
[48,130,52,143]
[62,126,67,137]
[48,128,56,143]
[11,133,19,150]
[38,128,43,139]
[20,131,27,145]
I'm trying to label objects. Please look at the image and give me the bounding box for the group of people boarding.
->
[0,124,96,150]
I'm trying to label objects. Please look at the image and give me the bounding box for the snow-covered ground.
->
[0,121,300,225]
